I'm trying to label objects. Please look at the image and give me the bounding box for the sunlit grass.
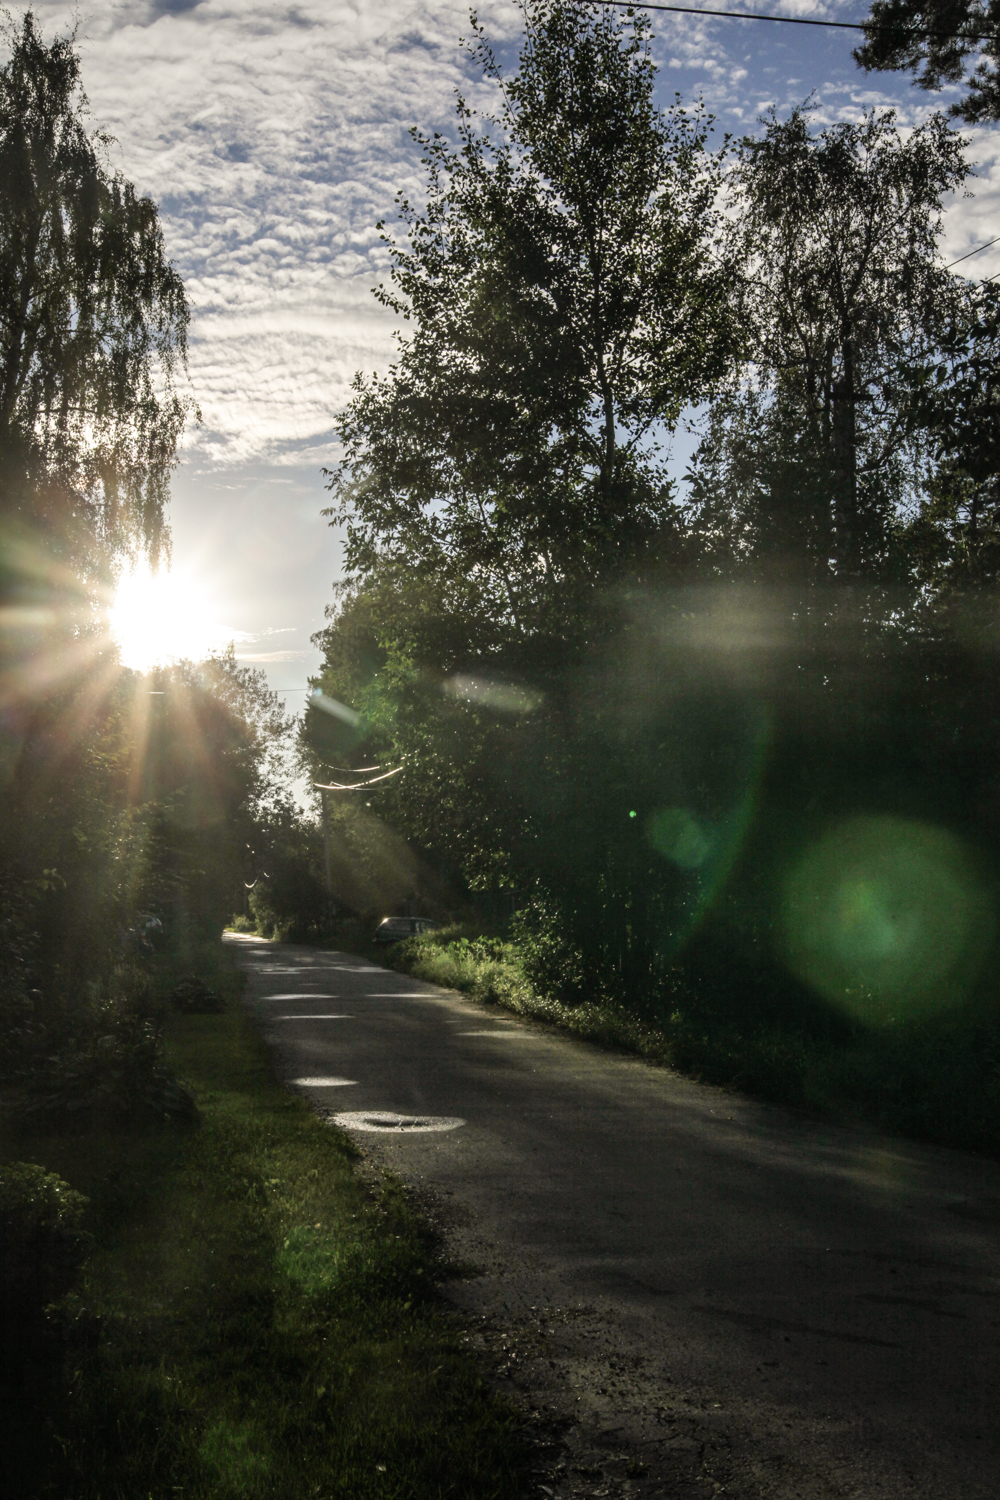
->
[0,950,527,1500]
[374,925,1000,1158]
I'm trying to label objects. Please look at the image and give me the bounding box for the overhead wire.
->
[315,766,404,791]
[945,234,1000,268]
[589,0,1000,41]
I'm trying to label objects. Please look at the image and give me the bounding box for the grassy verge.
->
[370,925,1000,1159]
[0,944,527,1500]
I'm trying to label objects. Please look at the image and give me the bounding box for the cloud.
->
[19,1,521,464]
[235,648,309,663]
[15,0,1000,469]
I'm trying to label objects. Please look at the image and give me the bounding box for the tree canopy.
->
[0,9,194,590]
[324,0,740,662]
[856,0,1000,121]
[690,106,968,585]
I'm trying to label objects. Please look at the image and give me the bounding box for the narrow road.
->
[228,934,1000,1500]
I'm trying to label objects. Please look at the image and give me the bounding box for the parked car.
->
[374,916,439,944]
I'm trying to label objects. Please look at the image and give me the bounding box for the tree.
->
[855,0,1000,122]
[902,281,1000,593]
[0,9,194,590]
[325,0,738,659]
[691,107,967,584]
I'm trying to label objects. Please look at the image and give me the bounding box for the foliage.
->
[383,922,1000,1159]
[0,995,530,1499]
[0,12,242,1135]
[311,9,1000,1046]
[308,5,755,997]
[0,1159,89,1373]
[855,0,1000,122]
[324,0,738,654]
[0,649,292,1131]
[691,106,968,584]
[0,9,195,592]
[244,798,331,941]
[169,975,224,1014]
[3,1000,196,1126]
[901,280,1000,594]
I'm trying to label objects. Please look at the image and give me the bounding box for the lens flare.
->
[642,706,770,958]
[647,806,713,869]
[780,816,992,1020]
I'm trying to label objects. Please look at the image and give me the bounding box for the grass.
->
[0,943,528,1500]
[369,924,1000,1160]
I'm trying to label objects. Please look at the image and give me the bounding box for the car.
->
[374,916,439,943]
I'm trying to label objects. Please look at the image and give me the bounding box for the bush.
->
[169,975,225,1015]
[0,1163,89,1352]
[6,1000,196,1127]
[511,897,587,1003]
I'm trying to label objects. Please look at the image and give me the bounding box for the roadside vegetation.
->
[0,15,524,1495]
[290,2,1000,1167]
[6,0,1000,1490]
[365,923,1000,1159]
[1,943,527,1500]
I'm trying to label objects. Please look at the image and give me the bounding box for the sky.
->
[12,0,1000,706]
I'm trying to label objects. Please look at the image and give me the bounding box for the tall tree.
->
[0,9,194,589]
[691,107,967,584]
[855,0,1000,121]
[325,0,738,661]
[902,280,1000,594]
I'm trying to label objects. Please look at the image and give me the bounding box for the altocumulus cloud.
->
[13,1,522,465]
[10,0,1000,470]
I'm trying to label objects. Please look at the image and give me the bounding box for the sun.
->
[110,561,227,672]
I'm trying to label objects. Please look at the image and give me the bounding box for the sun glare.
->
[111,562,227,672]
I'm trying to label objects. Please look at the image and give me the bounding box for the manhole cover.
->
[333,1111,465,1134]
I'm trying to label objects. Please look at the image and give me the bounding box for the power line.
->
[590,0,1000,42]
[315,766,404,791]
[945,234,1000,269]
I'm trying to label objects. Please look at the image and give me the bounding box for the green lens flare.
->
[780,816,992,1020]
[647,806,713,869]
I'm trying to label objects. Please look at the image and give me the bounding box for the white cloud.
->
[235,648,309,662]
[12,0,1000,470]
[16,0,521,464]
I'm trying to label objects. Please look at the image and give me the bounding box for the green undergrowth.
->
[377,925,1000,1159]
[0,944,527,1500]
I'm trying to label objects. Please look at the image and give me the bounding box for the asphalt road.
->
[228,934,1000,1500]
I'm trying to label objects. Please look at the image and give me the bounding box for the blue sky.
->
[13,1,1000,697]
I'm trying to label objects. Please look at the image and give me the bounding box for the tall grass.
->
[0,946,527,1500]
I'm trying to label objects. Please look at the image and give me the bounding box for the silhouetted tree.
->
[691,107,967,585]
[856,0,1000,122]
[0,9,194,594]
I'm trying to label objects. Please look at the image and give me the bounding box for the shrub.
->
[0,1163,89,1353]
[510,897,587,1003]
[7,1001,196,1127]
[169,975,225,1015]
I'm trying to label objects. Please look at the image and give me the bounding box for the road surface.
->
[228,933,1000,1500]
